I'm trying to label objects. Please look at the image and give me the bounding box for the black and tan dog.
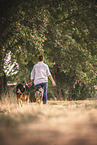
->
[16,83,30,107]
[35,87,44,104]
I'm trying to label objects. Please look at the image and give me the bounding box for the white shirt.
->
[31,61,51,85]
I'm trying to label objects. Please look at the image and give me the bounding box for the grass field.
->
[0,95,97,145]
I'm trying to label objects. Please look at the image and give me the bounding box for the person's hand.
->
[30,82,32,85]
[52,80,56,86]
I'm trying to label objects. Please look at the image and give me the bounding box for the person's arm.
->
[49,75,56,86]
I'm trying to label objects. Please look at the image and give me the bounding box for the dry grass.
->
[0,95,97,145]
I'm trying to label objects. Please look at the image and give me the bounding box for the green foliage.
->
[0,0,97,99]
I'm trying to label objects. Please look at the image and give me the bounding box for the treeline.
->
[0,0,97,100]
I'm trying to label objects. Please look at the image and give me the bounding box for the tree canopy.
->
[0,0,97,100]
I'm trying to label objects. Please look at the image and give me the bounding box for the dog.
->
[35,87,44,104]
[16,83,30,107]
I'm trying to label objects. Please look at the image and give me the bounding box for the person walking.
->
[30,55,56,104]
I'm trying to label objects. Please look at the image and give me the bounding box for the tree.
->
[43,0,97,99]
[0,0,97,99]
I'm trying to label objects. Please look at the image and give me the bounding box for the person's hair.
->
[38,55,44,61]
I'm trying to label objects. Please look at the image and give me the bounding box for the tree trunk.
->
[0,73,7,100]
